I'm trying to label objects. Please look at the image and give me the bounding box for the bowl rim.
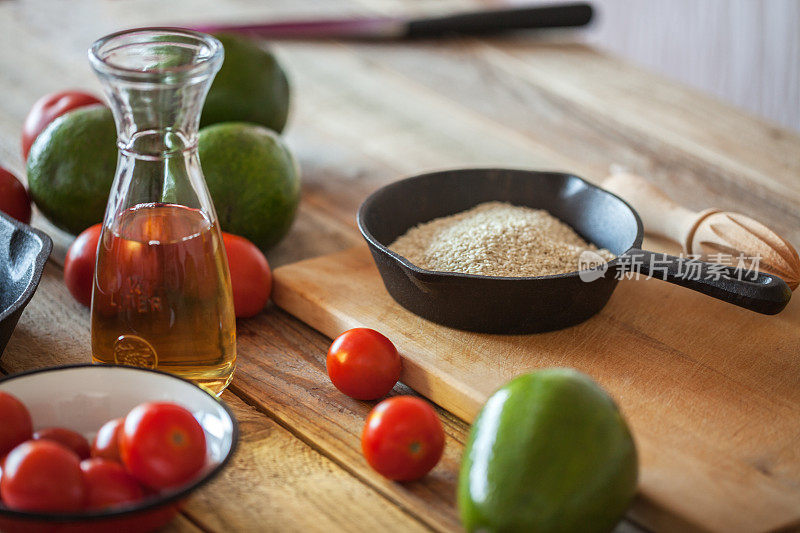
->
[0,211,53,323]
[356,167,644,282]
[0,363,239,522]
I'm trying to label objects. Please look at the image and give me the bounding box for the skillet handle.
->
[623,249,791,315]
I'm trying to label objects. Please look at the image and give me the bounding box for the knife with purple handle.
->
[191,3,593,40]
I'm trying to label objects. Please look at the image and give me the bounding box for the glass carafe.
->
[89,29,236,395]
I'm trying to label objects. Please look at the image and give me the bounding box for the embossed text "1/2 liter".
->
[91,203,236,394]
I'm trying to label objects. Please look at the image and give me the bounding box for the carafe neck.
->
[89,29,223,156]
[105,82,209,156]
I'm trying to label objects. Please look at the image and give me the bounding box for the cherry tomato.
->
[0,440,85,512]
[327,328,401,400]
[63,223,102,307]
[0,392,33,456]
[222,232,272,318]
[33,427,91,460]
[92,417,124,462]
[0,167,32,225]
[21,90,103,159]
[361,396,445,481]
[120,402,207,490]
[80,458,143,509]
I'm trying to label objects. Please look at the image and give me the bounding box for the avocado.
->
[201,33,291,133]
[198,122,300,252]
[27,105,116,235]
[458,368,638,533]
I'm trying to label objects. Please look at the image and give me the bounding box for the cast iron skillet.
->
[357,169,791,334]
[0,211,52,356]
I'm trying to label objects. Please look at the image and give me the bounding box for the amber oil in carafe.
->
[91,203,236,393]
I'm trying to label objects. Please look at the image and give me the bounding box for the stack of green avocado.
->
[27,34,300,253]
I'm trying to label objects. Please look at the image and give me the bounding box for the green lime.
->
[26,105,116,235]
[458,368,638,533]
[201,34,291,133]
[198,122,300,252]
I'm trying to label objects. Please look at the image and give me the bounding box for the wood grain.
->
[184,393,428,532]
[161,516,206,533]
[272,245,800,533]
[342,39,800,241]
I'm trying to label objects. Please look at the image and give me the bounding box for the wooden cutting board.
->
[272,245,800,533]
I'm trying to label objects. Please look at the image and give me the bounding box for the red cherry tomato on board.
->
[222,232,272,318]
[64,223,102,307]
[80,458,144,510]
[120,402,207,490]
[0,166,32,225]
[21,90,103,159]
[92,417,124,462]
[0,392,33,456]
[327,328,401,400]
[33,427,91,460]
[0,440,86,512]
[361,396,445,481]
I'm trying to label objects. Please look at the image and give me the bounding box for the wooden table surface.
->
[1,1,799,532]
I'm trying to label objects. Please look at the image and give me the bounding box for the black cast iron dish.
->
[0,211,52,356]
[357,169,791,334]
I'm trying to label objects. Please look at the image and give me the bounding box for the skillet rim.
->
[356,167,645,282]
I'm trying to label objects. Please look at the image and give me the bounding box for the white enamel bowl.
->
[0,364,238,533]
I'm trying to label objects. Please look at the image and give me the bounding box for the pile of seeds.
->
[389,201,614,277]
